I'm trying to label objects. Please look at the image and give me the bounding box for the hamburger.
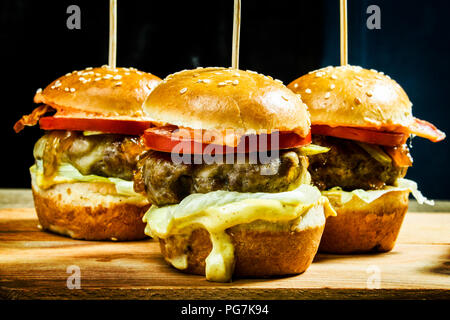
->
[14,66,161,241]
[288,65,445,253]
[136,67,335,282]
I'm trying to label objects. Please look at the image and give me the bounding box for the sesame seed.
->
[94,77,101,81]
[65,73,71,76]
[193,73,200,77]
[85,67,93,70]
[114,81,122,86]
[180,87,187,94]
[64,88,69,92]
[324,92,331,99]
[275,79,283,84]
[111,237,118,241]
[51,86,55,89]
[79,77,86,82]
[315,72,324,77]
[113,75,122,80]
[232,80,239,85]
[95,73,101,76]
[330,84,335,89]
[125,72,130,75]
[37,224,42,230]
[234,73,240,77]
[214,72,223,75]
[136,71,143,75]
[354,97,362,105]
[305,88,312,94]
[370,69,378,73]
[218,82,226,87]
[293,83,299,88]
[70,88,75,92]
[331,74,338,80]
[366,91,373,97]
[36,88,42,94]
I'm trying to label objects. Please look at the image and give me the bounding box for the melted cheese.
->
[30,161,145,198]
[143,185,335,282]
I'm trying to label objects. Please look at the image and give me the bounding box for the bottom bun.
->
[32,179,150,241]
[159,211,325,278]
[319,190,409,253]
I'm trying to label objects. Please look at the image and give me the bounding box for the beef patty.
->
[33,131,146,181]
[134,150,309,206]
[308,135,408,191]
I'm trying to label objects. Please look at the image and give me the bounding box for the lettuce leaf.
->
[144,184,335,237]
[322,178,434,206]
[31,160,144,198]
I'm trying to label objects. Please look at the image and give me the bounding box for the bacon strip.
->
[384,145,413,167]
[409,117,446,142]
[13,105,53,133]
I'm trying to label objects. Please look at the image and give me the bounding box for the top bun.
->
[288,65,413,131]
[34,66,161,118]
[143,67,310,137]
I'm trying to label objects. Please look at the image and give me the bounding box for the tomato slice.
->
[39,116,152,135]
[384,145,413,167]
[143,126,311,154]
[311,125,408,147]
[409,117,446,142]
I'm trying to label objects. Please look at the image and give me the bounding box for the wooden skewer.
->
[109,0,117,68]
[340,0,348,65]
[232,0,241,69]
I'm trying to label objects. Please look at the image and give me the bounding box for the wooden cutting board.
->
[0,208,449,300]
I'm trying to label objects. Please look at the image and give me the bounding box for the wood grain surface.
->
[0,208,449,300]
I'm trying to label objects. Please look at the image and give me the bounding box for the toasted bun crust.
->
[34,66,161,118]
[143,67,311,137]
[31,180,150,241]
[288,65,413,131]
[159,222,324,278]
[319,189,410,253]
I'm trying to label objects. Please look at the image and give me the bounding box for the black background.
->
[2,0,449,199]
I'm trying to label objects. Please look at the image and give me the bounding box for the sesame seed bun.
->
[25,66,160,241]
[319,189,409,253]
[31,175,150,241]
[288,65,413,131]
[143,67,310,137]
[158,205,326,278]
[34,66,161,119]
